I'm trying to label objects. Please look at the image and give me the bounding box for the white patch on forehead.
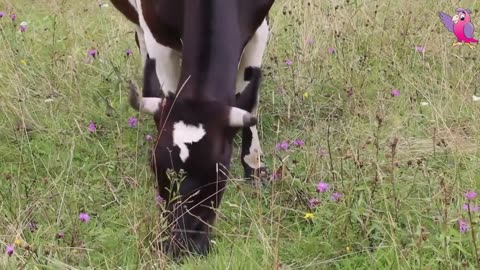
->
[173,121,206,162]
[136,0,181,96]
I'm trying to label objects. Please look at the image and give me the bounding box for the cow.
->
[111,0,274,257]
[111,0,271,182]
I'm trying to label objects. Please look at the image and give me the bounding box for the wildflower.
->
[292,139,305,147]
[5,245,14,256]
[462,204,479,212]
[330,192,343,202]
[328,47,336,54]
[458,219,468,233]
[14,239,21,246]
[128,116,138,127]
[10,13,16,21]
[304,212,314,220]
[19,25,27,32]
[87,49,98,58]
[346,246,351,252]
[285,59,293,66]
[87,121,96,132]
[155,195,164,203]
[20,59,27,65]
[415,46,425,53]
[78,212,90,223]
[303,92,309,98]
[465,191,477,201]
[275,141,289,151]
[308,198,320,209]
[0,12,4,18]
[56,231,65,239]
[125,48,133,56]
[391,88,400,97]
[28,221,37,232]
[346,88,354,97]
[145,134,153,141]
[316,182,329,193]
[270,172,281,181]
[306,38,314,45]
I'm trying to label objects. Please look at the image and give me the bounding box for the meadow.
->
[2,0,480,269]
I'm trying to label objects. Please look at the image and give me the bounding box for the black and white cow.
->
[111,0,274,257]
[112,0,271,181]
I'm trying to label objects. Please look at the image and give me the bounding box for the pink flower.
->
[5,245,14,256]
[145,134,153,141]
[330,192,343,202]
[458,219,468,233]
[462,204,479,212]
[56,232,65,239]
[88,49,98,58]
[465,191,477,201]
[328,47,336,54]
[0,12,5,18]
[19,25,27,32]
[415,46,425,53]
[292,139,305,147]
[78,212,90,223]
[125,48,133,56]
[391,88,400,97]
[155,195,164,203]
[308,198,320,209]
[128,116,138,127]
[275,141,289,151]
[87,121,96,132]
[307,38,314,45]
[285,59,293,66]
[10,13,16,21]
[316,182,329,193]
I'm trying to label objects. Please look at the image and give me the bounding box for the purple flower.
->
[465,191,477,201]
[292,139,305,147]
[330,192,343,202]
[275,141,289,151]
[458,219,468,233]
[87,121,96,132]
[328,47,336,54]
[391,88,400,97]
[88,49,98,58]
[145,134,153,141]
[285,59,293,66]
[155,195,164,203]
[56,231,65,239]
[125,48,133,56]
[98,0,103,7]
[19,25,27,32]
[0,12,5,18]
[10,13,16,21]
[316,182,329,193]
[415,46,425,53]
[5,245,14,256]
[307,38,314,45]
[462,204,479,212]
[308,198,320,209]
[78,212,90,223]
[28,221,37,232]
[128,116,138,128]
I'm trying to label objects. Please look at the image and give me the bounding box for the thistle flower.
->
[316,182,329,193]
[78,212,90,223]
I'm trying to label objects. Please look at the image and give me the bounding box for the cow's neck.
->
[177,0,242,105]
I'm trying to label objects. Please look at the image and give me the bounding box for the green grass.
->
[2,0,480,268]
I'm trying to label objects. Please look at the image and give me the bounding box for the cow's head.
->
[129,60,262,256]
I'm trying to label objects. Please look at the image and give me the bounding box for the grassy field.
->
[2,0,480,268]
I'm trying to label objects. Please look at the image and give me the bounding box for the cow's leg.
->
[236,19,269,183]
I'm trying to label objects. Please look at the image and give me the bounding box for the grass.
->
[2,0,480,268]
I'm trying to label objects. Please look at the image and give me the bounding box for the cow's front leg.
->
[236,19,269,183]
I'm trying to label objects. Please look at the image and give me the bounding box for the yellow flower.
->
[303,92,309,98]
[304,212,314,220]
[346,246,351,252]
[20,59,27,65]
[14,239,22,246]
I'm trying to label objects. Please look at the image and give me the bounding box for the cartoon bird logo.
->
[439,8,478,48]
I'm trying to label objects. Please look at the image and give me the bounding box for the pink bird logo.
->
[439,8,478,49]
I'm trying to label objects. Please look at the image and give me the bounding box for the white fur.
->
[242,126,263,169]
[173,121,206,162]
[140,97,162,114]
[135,26,148,66]
[236,19,269,94]
[136,0,181,96]
[229,107,251,127]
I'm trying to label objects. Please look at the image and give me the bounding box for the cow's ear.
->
[225,107,257,127]
[235,66,262,112]
[129,81,164,114]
